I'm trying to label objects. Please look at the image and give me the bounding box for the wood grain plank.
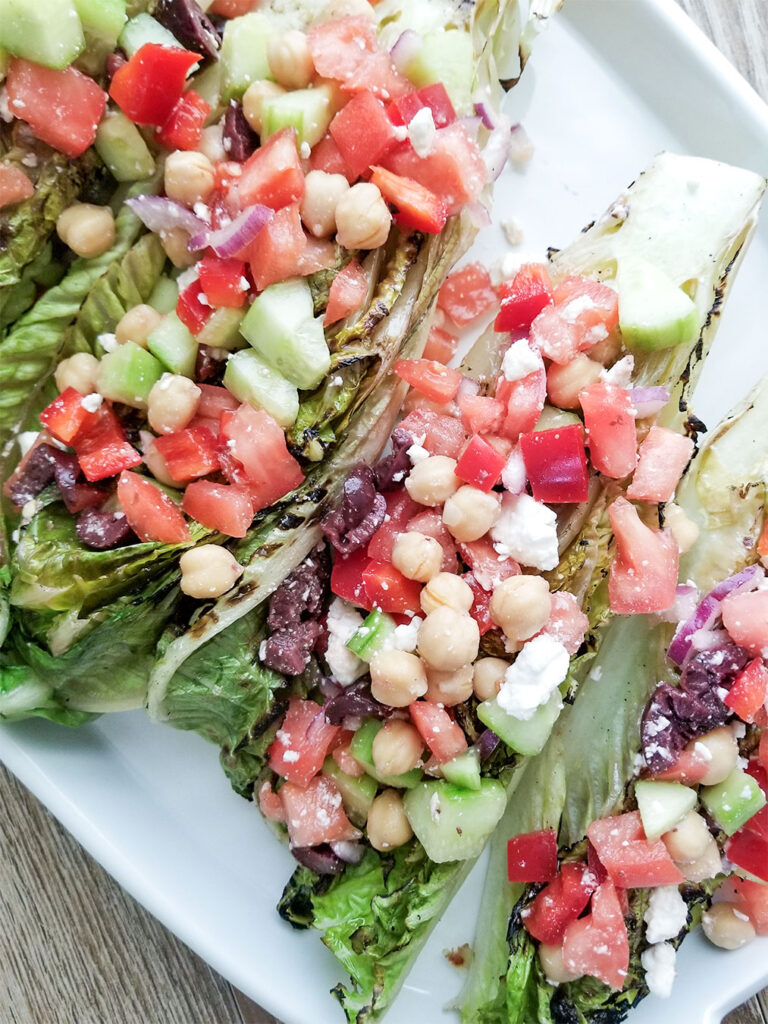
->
[724,1000,767,1024]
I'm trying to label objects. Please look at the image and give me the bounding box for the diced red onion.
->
[463,201,492,230]
[655,583,699,624]
[291,845,345,875]
[390,30,421,74]
[667,564,764,667]
[474,101,496,130]
[508,123,534,166]
[477,729,501,762]
[126,195,207,239]
[689,627,730,654]
[630,386,670,419]
[457,116,482,142]
[482,118,513,182]
[457,376,481,401]
[330,840,365,865]
[188,204,273,258]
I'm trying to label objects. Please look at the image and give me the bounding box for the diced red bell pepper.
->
[362,560,422,615]
[177,280,212,335]
[198,254,248,309]
[330,91,397,180]
[523,861,597,945]
[237,127,305,210]
[389,83,456,128]
[495,263,553,332]
[409,701,468,763]
[395,359,462,404]
[455,434,506,492]
[580,382,637,480]
[507,829,558,883]
[519,424,589,504]
[331,547,371,608]
[116,471,190,544]
[423,325,459,364]
[156,90,210,150]
[0,163,34,209]
[438,262,498,327]
[324,259,368,326]
[39,388,92,444]
[725,657,768,724]
[587,811,685,888]
[109,44,199,127]
[369,164,446,234]
[72,405,142,482]
[182,480,254,537]
[153,426,220,482]
[726,828,768,884]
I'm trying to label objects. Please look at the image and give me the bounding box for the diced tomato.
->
[258,780,286,823]
[198,255,248,309]
[197,384,239,421]
[209,0,257,15]
[722,589,768,658]
[760,731,768,774]
[367,489,421,562]
[562,881,629,990]
[529,305,587,365]
[7,60,107,159]
[724,658,768,723]
[495,263,553,333]
[409,701,468,763]
[324,259,368,325]
[381,123,487,216]
[0,163,34,208]
[726,876,768,934]
[406,510,458,573]
[627,426,694,503]
[331,547,371,608]
[182,480,253,537]
[523,861,597,945]
[725,828,768,884]
[398,409,468,459]
[219,404,303,511]
[652,747,710,785]
[553,276,619,335]
[237,128,305,211]
[268,698,340,787]
[520,425,589,504]
[109,44,199,127]
[579,382,637,479]
[297,237,338,277]
[455,434,506,492]
[177,280,212,335]
[153,426,220,482]
[507,829,558,883]
[247,203,307,292]
[330,91,396,180]
[156,90,210,150]
[587,811,685,888]
[308,16,379,82]
[39,388,92,445]
[280,775,361,848]
[341,48,410,102]
[423,325,459,364]
[362,560,422,615]
[437,262,498,327]
[214,160,243,196]
[116,471,190,544]
[459,537,520,591]
[539,592,589,655]
[309,132,355,182]
[72,405,142,482]
[608,497,679,615]
[330,732,366,778]
[495,369,547,442]
[457,394,505,436]
[389,83,456,129]
[462,572,494,634]
[395,359,462,405]
[370,164,446,233]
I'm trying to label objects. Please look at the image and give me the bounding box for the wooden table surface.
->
[2,2,767,1023]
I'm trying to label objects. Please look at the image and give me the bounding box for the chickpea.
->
[688,726,738,787]
[392,530,443,583]
[420,572,474,615]
[442,486,501,543]
[546,354,602,410]
[664,502,700,555]
[335,182,392,250]
[300,169,350,238]
[179,544,243,599]
[147,374,201,435]
[54,352,100,396]
[198,123,227,165]
[662,810,712,864]
[164,151,216,208]
[404,455,460,507]
[369,649,428,707]
[539,943,583,985]
[142,437,184,488]
[490,575,551,643]
[267,30,314,90]
[57,203,116,259]
[418,607,479,672]
[115,304,163,349]
[366,789,413,852]
[681,834,723,883]
[161,228,196,269]
[588,331,623,366]
[242,80,286,134]
[702,903,756,950]
[371,720,424,777]
[425,664,474,706]
[473,657,509,702]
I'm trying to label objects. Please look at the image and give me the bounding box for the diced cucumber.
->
[346,609,397,663]
[349,720,423,789]
[96,342,163,409]
[617,257,700,352]
[146,313,198,378]
[220,12,275,102]
[322,757,377,828]
[118,13,180,57]
[149,277,179,315]
[701,769,766,837]
[477,691,562,756]
[535,406,583,432]
[405,29,474,113]
[441,748,481,792]
[95,109,156,183]
[74,0,126,43]
[0,48,7,83]
[196,307,247,352]
[223,349,299,427]
[635,779,698,840]
[193,61,223,117]
[403,779,506,862]
[0,0,84,69]
[261,84,336,150]
[240,278,330,390]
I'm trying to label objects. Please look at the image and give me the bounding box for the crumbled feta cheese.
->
[496,635,568,720]
[392,124,408,142]
[325,597,367,685]
[258,640,268,661]
[21,152,38,168]
[0,88,13,123]
[501,339,541,382]
[408,107,436,159]
[175,267,199,293]
[193,202,212,224]
[501,217,524,246]
[300,141,311,160]
[644,886,688,944]
[501,446,527,495]
[601,354,635,389]
[640,942,677,999]
[384,616,423,653]
[80,393,103,413]
[97,332,118,353]
[282,750,300,763]
[407,442,430,465]
[490,492,559,570]
[17,431,40,457]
